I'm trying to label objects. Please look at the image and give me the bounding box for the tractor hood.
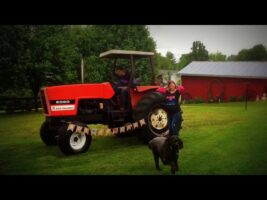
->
[45,82,114,100]
[40,82,114,116]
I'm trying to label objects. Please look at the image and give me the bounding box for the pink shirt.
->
[156,85,185,94]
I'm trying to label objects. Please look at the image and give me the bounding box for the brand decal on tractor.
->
[51,105,75,111]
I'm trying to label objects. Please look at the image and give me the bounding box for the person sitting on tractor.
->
[114,66,130,88]
[113,66,131,110]
[155,74,165,87]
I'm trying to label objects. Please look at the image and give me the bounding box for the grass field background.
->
[0,101,267,175]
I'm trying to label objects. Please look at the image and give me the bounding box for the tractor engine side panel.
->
[42,83,114,116]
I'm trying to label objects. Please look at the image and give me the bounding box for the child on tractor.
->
[113,66,130,110]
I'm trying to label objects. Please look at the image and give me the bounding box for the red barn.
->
[178,62,267,102]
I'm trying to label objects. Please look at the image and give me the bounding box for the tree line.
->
[0,25,158,111]
[160,41,267,70]
[1,25,267,112]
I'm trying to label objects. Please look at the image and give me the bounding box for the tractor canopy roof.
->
[99,49,154,59]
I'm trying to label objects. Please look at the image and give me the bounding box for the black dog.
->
[148,135,183,174]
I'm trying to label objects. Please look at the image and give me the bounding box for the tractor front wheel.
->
[58,122,92,155]
[40,121,58,146]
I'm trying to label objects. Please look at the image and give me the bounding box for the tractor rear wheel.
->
[40,121,58,146]
[133,91,169,143]
[58,121,92,155]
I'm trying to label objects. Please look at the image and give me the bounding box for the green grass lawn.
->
[0,101,267,175]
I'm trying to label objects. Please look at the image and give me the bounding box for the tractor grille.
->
[40,90,48,114]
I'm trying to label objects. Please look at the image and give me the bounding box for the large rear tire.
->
[133,92,169,143]
[58,121,92,155]
[40,121,58,146]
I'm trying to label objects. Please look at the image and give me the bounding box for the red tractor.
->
[39,50,170,155]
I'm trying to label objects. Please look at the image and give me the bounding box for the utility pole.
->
[81,54,84,83]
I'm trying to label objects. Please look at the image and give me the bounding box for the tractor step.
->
[108,110,130,124]
[113,119,124,123]
[109,110,129,117]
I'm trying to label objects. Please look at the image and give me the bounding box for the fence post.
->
[245,83,248,111]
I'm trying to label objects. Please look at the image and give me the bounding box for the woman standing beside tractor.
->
[157,81,184,136]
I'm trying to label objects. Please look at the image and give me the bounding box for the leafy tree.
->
[0,25,158,111]
[249,44,267,60]
[227,54,237,61]
[87,25,156,85]
[175,41,209,71]
[236,49,250,61]
[0,26,29,94]
[155,53,173,70]
[176,53,192,70]
[93,25,156,54]
[166,51,176,66]
[191,41,209,61]
[0,25,78,111]
[236,44,267,61]
[69,25,99,83]
[21,25,76,111]
[209,52,226,61]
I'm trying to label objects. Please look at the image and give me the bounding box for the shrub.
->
[194,97,204,104]
[239,96,245,102]
[208,98,215,103]
[228,96,237,102]
[183,99,193,104]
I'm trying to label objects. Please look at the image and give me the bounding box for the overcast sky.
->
[147,25,267,61]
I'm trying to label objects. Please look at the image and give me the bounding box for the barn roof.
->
[178,61,267,79]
